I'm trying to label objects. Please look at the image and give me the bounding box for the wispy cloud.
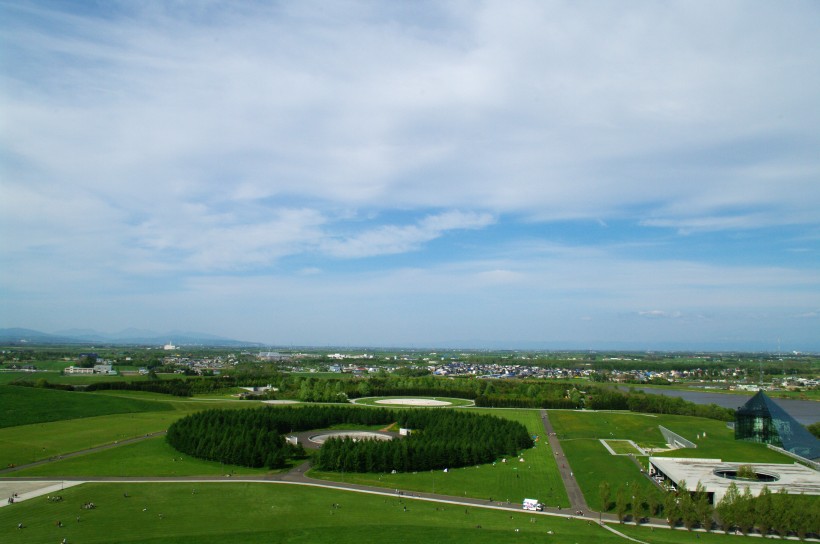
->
[321,211,494,258]
[638,310,683,319]
[2,1,819,348]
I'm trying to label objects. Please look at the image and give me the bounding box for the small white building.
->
[64,366,94,375]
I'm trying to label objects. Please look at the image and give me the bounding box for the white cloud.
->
[321,210,493,258]
[638,310,683,319]
[2,1,819,348]
[4,1,819,225]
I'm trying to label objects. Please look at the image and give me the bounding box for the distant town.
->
[3,344,817,394]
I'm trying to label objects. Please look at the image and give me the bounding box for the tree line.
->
[587,389,734,421]
[599,479,818,539]
[14,372,737,423]
[84,376,241,396]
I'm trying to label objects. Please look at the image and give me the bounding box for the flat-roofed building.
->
[64,366,94,375]
[648,456,820,504]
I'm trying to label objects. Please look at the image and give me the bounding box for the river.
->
[614,386,819,425]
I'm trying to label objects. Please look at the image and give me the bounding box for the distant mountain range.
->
[1,327,813,353]
[0,327,262,347]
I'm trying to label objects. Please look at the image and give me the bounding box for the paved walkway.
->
[541,410,589,513]
[4,426,816,541]
[0,432,167,476]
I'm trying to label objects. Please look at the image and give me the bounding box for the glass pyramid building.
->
[735,390,820,461]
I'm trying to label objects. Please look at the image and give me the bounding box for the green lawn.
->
[1,398,812,542]
[0,399,254,469]
[311,408,569,507]
[604,440,643,455]
[0,371,204,386]
[9,436,274,478]
[560,437,658,512]
[550,410,795,512]
[0,482,622,544]
[550,410,792,463]
[550,411,668,447]
[0,385,172,428]
[0,371,144,385]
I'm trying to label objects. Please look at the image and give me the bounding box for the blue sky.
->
[1,1,819,350]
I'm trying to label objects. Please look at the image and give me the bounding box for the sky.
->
[1,1,819,351]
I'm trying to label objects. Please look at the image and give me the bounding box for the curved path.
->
[0,408,720,538]
[0,461,720,544]
[0,421,771,541]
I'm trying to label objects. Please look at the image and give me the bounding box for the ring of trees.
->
[166,405,533,472]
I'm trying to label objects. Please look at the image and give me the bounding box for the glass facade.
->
[735,390,820,461]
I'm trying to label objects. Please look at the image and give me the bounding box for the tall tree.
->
[794,492,813,541]
[716,481,739,533]
[663,489,679,529]
[771,488,792,539]
[677,480,698,530]
[647,491,659,518]
[754,485,774,536]
[735,486,755,535]
[694,481,713,531]
[599,481,611,512]
[615,486,628,523]
[631,483,645,525]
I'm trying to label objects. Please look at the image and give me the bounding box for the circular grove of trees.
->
[166,405,533,472]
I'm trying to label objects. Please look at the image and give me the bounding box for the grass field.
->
[549,410,794,512]
[4,402,566,505]
[550,411,668,446]
[311,408,569,507]
[0,371,202,386]
[0,481,777,544]
[0,385,172,428]
[8,436,273,478]
[604,440,643,455]
[0,481,746,544]
[560,437,658,511]
[550,410,792,463]
[0,397,256,469]
[2,395,813,542]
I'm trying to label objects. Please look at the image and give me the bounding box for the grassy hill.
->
[0,385,172,428]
